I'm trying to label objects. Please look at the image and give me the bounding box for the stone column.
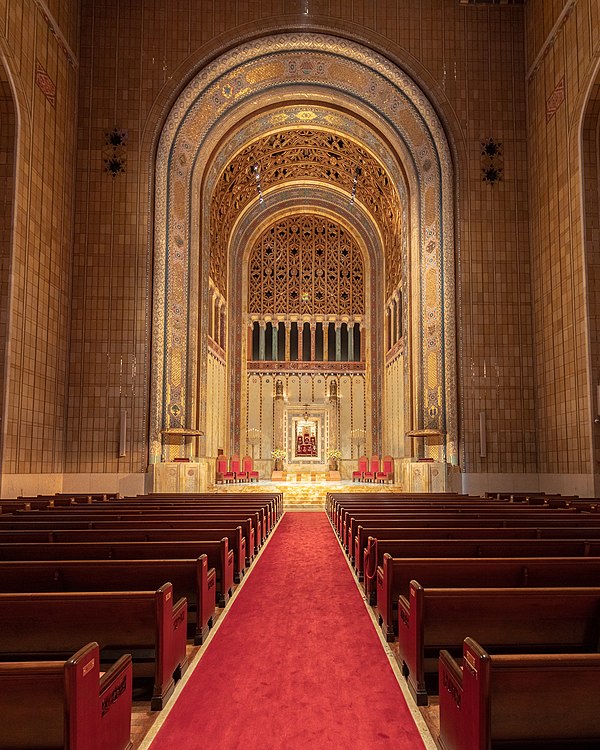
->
[273,379,285,473]
[219,302,226,350]
[284,320,291,361]
[348,322,354,361]
[258,321,266,361]
[335,321,342,362]
[271,322,278,361]
[298,322,304,361]
[323,321,330,361]
[310,321,317,361]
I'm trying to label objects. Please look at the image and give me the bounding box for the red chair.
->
[376,455,394,484]
[363,455,380,482]
[230,454,248,483]
[352,455,368,482]
[242,455,259,483]
[216,455,235,484]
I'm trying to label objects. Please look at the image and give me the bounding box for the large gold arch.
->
[151,32,457,465]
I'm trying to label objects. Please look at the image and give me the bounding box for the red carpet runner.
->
[150,512,427,749]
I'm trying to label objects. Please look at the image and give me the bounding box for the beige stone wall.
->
[205,351,227,458]
[525,0,600,487]
[63,0,536,480]
[384,355,406,459]
[0,0,79,493]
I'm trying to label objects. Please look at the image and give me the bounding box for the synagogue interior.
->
[1,0,600,748]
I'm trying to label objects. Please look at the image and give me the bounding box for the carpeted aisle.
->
[149,512,427,749]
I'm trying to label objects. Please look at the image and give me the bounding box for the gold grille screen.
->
[248,214,364,317]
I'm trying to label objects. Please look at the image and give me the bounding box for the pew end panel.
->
[439,638,600,750]
[397,580,428,705]
[198,555,216,645]
[96,654,134,750]
[438,640,490,750]
[0,642,133,750]
[376,553,395,642]
[152,583,189,710]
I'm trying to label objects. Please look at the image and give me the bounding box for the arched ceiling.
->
[208,118,404,300]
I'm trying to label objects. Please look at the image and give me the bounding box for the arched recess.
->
[0,56,18,476]
[199,102,408,457]
[227,184,382,456]
[151,32,457,466]
[581,62,600,494]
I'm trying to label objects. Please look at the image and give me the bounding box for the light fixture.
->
[349,165,361,206]
[252,163,264,204]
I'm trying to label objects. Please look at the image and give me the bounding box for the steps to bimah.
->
[212,480,401,509]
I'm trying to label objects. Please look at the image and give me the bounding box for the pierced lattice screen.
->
[248,214,364,317]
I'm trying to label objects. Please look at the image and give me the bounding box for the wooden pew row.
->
[329,498,518,532]
[24,505,269,548]
[0,557,215,645]
[364,535,600,604]
[0,517,255,567]
[334,499,586,523]
[0,584,187,711]
[0,642,133,750]
[10,493,282,533]
[397,583,600,705]
[122,495,282,533]
[438,638,600,750]
[356,524,600,579]
[325,493,574,524]
[0,526,247,585]
[325,491,465,513]
[374,556,600,642]
[138,492,284,517]
[0,538,234,607]
[342,510,591,553]
[10,511,260,557]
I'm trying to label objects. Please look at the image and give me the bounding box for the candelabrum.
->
[247,428,262,460]
[350,428,366,458]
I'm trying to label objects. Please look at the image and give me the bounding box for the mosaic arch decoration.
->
[151,32,457,465]
[202,103,405,454]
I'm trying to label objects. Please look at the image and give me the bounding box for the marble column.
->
[258,321,266,361]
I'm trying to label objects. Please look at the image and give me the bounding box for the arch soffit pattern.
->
[151,32,456,464]
[201,104,408,298]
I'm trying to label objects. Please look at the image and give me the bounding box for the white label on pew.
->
[464,650,477,675]
[83,658,95,676]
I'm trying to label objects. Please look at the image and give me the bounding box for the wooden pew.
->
[374,556,600,641]
[438,638,600,750]
[0,583,188,710]
[341,509,586,551]
[367,537,600,606]
[0,538,234,607]
[398,583,600,705]
[16,509,261,555]
[0,517,254,567]
[0,526,246,584]
[355,525,600,579]
[0,642,133,750]
[0,556,215,645]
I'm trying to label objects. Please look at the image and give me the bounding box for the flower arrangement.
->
[271,448,287,460]
[327,448,342,459]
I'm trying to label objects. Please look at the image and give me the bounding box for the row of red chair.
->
[216,454,259,483]
[352,455,394,483]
